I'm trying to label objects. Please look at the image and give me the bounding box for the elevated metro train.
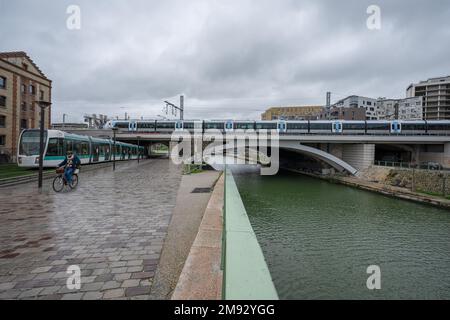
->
[17,129,144,168]
[106,119,450,135]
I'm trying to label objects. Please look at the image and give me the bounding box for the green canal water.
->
[233,169,450,299]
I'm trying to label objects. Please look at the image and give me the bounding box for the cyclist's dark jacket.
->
[58,155,81,169]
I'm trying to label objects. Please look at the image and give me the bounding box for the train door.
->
[175,121,184,131]
[128,121,137,132]
[225,120,234,132]
[277,121,287,133]
[332,121,343,134]
[390,121,402,134]
[93,143,100,162]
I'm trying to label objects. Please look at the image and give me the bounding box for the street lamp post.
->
[36,100,51,190]
[112,127,118,171]
[137,136,141,164]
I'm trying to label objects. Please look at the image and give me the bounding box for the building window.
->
[22,63,28,70]
[20,119,28,130]
[0,135,5,146]
[29,84,36,95]
[39,90,44,100]
[0,76,6,89]
[0,95,6,107]
[21,102,27,111]
[0,115,5,127]
[21,84,26,93]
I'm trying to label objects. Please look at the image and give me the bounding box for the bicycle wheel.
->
[53,176,65,192]
[69,174,79,189]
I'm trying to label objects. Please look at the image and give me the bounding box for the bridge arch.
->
[279,141,358,175]
[201,140,358,176]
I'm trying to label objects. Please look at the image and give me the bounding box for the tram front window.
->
[19,130,47,156]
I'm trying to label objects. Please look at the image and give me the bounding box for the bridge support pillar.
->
[445,143,450,168]
[342,144,375,171]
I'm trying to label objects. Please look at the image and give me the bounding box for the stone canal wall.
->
[361,165,450,197]
[386,169,450,196]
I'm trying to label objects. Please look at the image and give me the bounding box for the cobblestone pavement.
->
[0,159,182,300]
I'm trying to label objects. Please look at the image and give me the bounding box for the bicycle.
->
[52,167,80,192]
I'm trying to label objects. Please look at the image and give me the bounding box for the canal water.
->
[233,169,450,299]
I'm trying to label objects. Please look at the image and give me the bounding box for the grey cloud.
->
[1,0,449,121]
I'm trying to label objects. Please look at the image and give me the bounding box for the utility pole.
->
[180,95,184,120]
[164,95,184,121]
[36,100,51,191]
[137,136,140,164]
[63,113,67,129]
[112,127,118,171]
[326,92,331,120]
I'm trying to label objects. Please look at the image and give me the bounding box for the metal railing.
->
[374,160,416,169]
[222,167,278,300]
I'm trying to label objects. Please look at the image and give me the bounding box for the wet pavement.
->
[0,159,182,299]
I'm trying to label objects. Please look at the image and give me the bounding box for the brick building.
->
[0,52,52,162]
[261,105,323,120]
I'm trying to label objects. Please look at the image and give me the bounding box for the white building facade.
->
[376,97,423,120]
[332,95,380,120]
[407,76,450,120]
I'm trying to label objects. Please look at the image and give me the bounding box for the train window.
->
[115,122,129,129]
[46,138,63,156]
[287,123,308,130]
[65,140,73,153]
[343,123,365,130]
[205,122,225,129]
[428,123,450,131]
[156,122,176,129]
[366,123,390,130]
[235,122,254,130]
[81,142,89,155]
[137,122,155,129]
[184,122,195,129]
[74,141,83,155]
[20,130,46,156]
[401,124,426,131]
[309,123,331,130]
[256,123,277,130]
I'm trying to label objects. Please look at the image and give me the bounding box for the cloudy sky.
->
[1,0,450,122]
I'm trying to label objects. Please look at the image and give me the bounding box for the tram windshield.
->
[19,130,46,156]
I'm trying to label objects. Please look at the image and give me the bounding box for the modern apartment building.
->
[317,106,366,120]
[332,95,379,120]
[406,76,450,120]
[261,105,323,120]
[376,97,423,120]
[0,51,52,163]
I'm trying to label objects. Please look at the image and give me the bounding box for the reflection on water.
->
[234,170,450,299]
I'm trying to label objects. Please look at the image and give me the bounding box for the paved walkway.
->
[0,159,182,300]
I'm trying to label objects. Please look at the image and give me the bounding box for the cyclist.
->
[57,150,81,184]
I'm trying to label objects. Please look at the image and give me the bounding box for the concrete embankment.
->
[171,174,224,300]
[149,170,221,299]
[286,168,450,210]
